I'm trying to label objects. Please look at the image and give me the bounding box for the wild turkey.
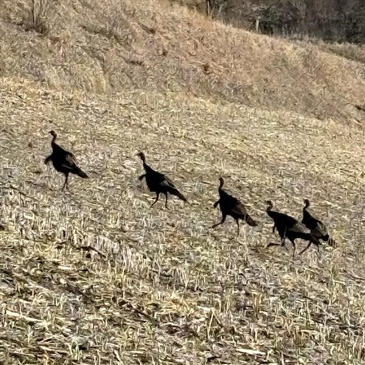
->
[212,177,258,235]
[266,200,320,256]
[302,199,334,246]
[137,152,187,208]
[44,130,88,190]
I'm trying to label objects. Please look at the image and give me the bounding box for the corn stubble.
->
[0,0,365,364]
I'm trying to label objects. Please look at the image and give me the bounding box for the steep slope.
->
[1,1,365,364]
[0,0,365,121]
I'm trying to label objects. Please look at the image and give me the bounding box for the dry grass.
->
[1,0,365,121]
[1,1,365,364]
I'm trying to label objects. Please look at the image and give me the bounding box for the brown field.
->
[1,0,365,364]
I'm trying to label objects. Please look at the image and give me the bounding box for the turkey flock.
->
[44,131,335,256]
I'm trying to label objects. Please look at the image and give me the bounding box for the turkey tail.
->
[44,155,52,165]
[321,234,329,242]
[323,234,336,247]
[74,167,88,178]
[328,237,335,246]
[295,231,316,242]
[319,233,335,246]
[171,188,187,202]
[245,215,258,227]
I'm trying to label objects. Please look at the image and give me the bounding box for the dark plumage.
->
[266,200,320,256]
[137,152,187,208]
[302,199,334,246]
[212,177,258,235]
[44,130,88,190]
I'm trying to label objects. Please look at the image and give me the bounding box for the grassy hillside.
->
[1,0,365,120]
[1,0,365,364]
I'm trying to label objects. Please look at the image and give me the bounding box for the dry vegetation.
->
[1,0,365,364]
